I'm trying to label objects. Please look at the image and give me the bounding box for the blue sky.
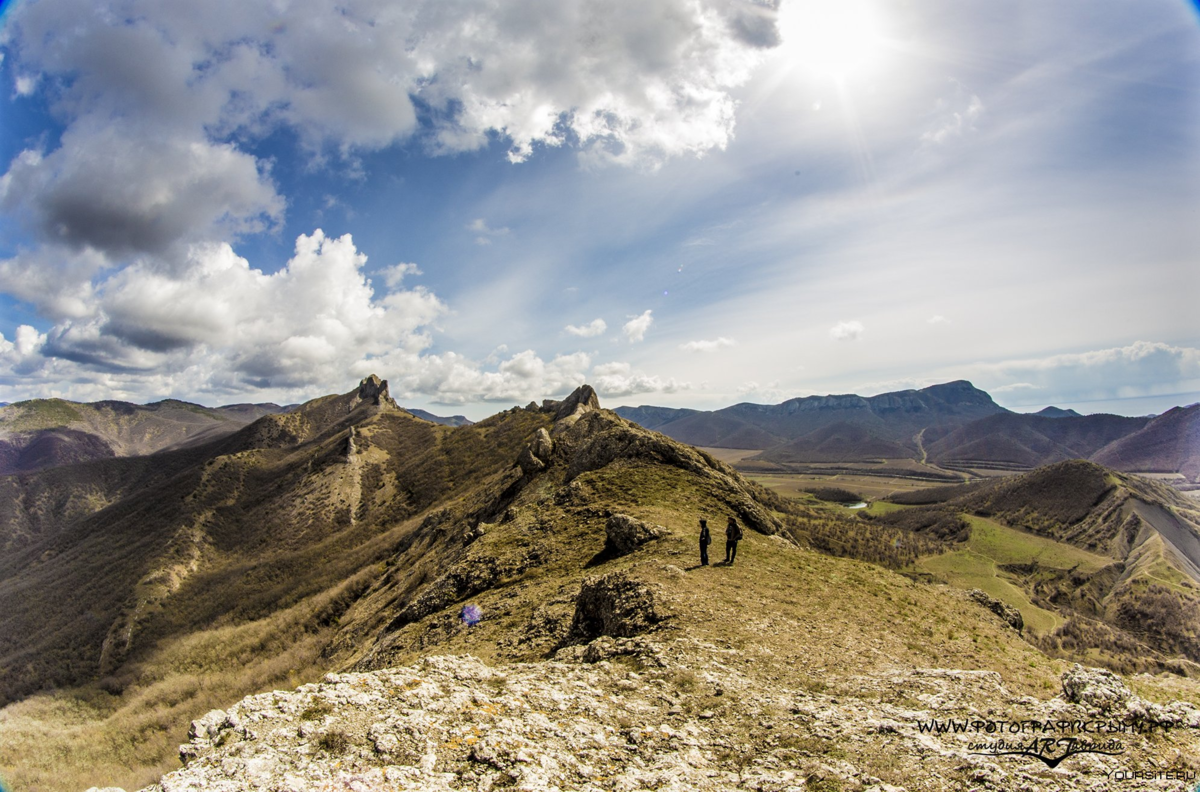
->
[0,0,1197,419]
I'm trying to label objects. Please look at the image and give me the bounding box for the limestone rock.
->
[553,384,599,422]
[356,374,398,409]
[1061,663,1131,713]
[132,641,1200,792]
[967,588,1024,632]
[517,427,554,476]
[604,513,667,556]
[569,572,667,641]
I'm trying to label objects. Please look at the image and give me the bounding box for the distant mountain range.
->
[615,382,1199,482]
[0,396,471,476]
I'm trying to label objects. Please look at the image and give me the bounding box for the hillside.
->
[1092,403,1200,483]
[1,383,1198,790]
[0,398,286,476]
[923,413,1151,472]
[881,460,1200,670]
[611,404,699,430]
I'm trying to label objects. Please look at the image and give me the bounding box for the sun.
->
[776,0,886,82]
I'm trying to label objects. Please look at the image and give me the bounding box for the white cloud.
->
[1,230,448,398]
[927,315,950,325]
[565,318,607,338]
[622,310,654,343]
[736,379,786,403]
[968,341,1200,406]
[13,74,38,96]
[468,218,511,246]
[1,0,772,263]
[680,336,735,352]
[829,320,864,341]
[380,262,422,289]
[0,123,283,260]
[591,362,690,398]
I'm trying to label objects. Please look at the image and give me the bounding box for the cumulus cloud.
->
[380,262,423,289]
[0,325,47,376]
[1,0,772,262]
[0,230,447,397]
[0,227,691,407]
[565,318,608,338]
[623,310,654,343]
[0,124,283,261]
[829,320,864,341]
[968,341,1200,406]
[591,362,690,398]
[680,336,735,352]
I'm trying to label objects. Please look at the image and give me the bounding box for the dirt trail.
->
[915,428,928,464]
[1130,499,1200,584]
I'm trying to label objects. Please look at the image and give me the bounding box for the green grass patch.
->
[963,516,1109,573]
[914,549,1062,634]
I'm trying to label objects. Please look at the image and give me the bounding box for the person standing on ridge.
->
[698,518,711,566]
[725,516,742,565]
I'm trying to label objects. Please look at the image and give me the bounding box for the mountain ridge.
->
[617,382,1198,482]
[2,378,1199,790]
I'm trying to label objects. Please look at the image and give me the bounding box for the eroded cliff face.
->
[136,639,1198,792]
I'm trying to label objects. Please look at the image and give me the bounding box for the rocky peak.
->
[554,384,600,421]
[356,374,398,409]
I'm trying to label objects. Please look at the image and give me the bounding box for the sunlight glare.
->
[777,0,885,81]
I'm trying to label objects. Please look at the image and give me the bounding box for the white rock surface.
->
[137,640,1200,792]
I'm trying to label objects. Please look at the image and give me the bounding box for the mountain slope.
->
[611,404,700,430]
[1092,403,1200,482]
[924,412,1151,472]
[621,380,1008,461]
[0,397,286,475]
[3,383,1199,791]
[884,460,1200,668]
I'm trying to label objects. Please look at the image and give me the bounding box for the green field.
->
[910,516,1111,636]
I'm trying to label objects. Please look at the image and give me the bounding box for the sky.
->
[0,0,1197,420]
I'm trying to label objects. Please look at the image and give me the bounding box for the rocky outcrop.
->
[554,384,599,422]
[355,374,398,410]
[604,513,667,556]
[135,643,1200,792]
[568,572,667,641]
[967,588,1024,633]
[516,427,554,476]
[1061,663,1200,727]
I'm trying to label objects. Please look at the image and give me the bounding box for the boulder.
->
[605,513,667,556]
[569,572,667,641]
[1061,664,1130,713]
[517,427,554,476]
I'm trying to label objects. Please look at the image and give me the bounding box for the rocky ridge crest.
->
[124,641,1199,792]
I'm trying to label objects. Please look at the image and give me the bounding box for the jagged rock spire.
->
[554,384,600,421]
[356,375,398,409]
